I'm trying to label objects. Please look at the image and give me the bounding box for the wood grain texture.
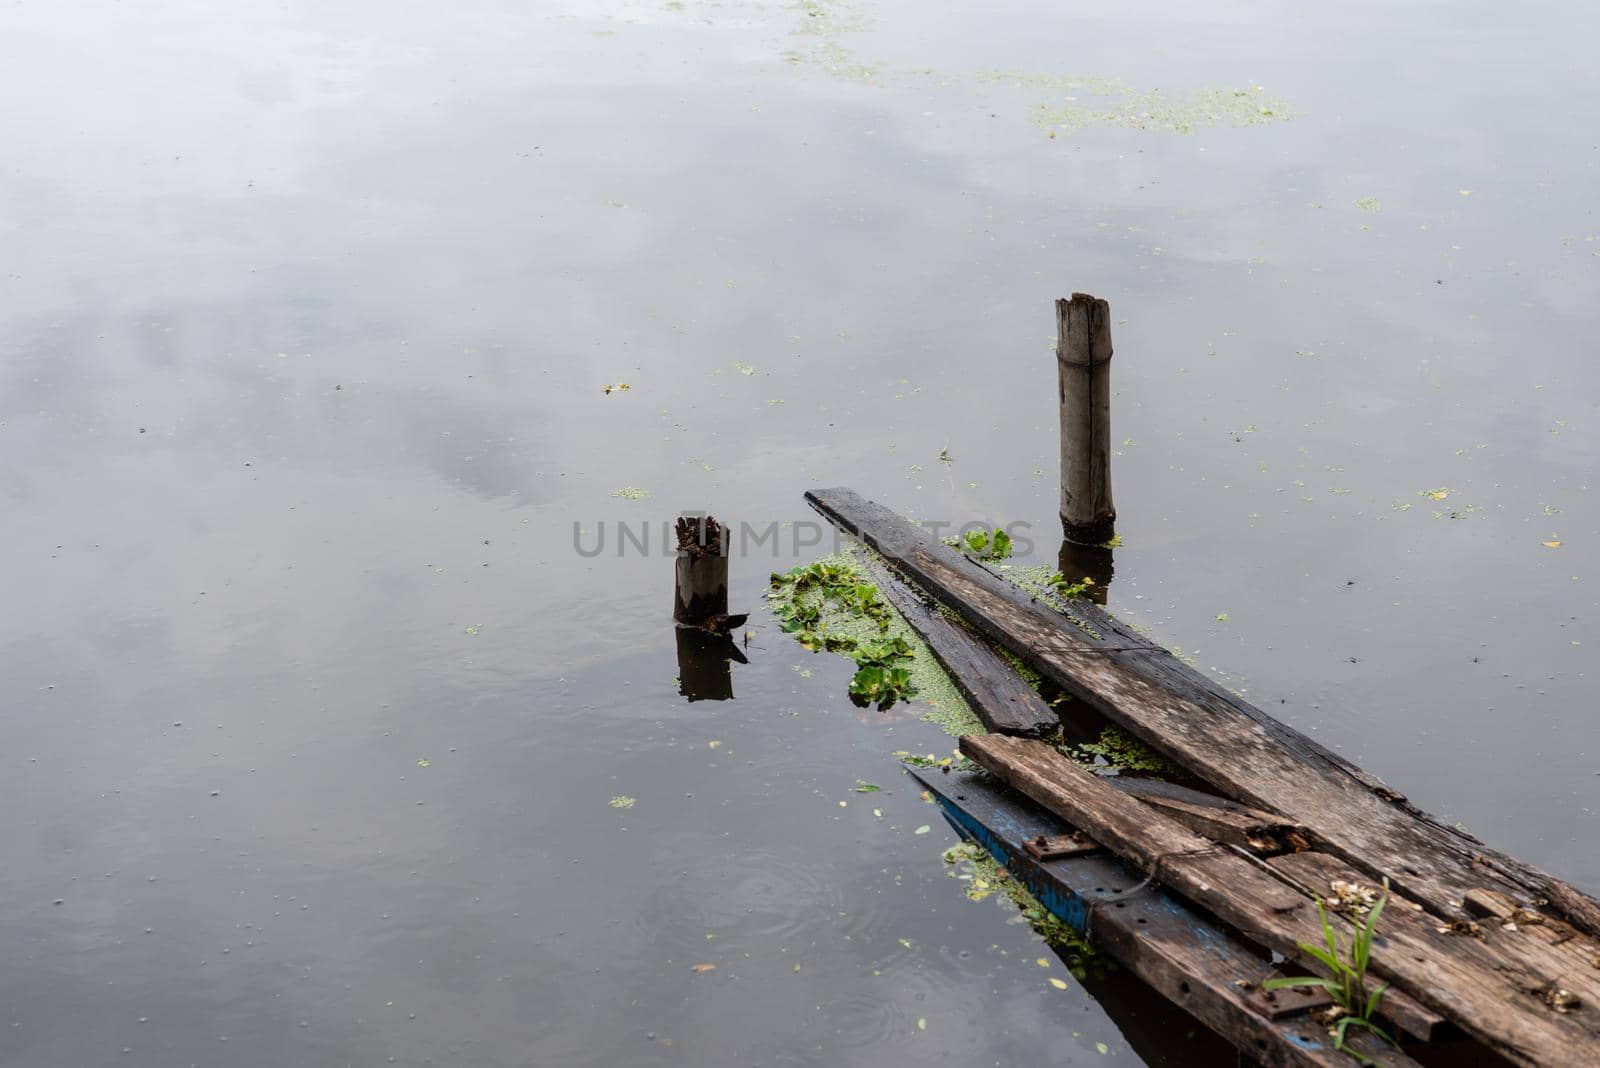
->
[962,734,1600,1067]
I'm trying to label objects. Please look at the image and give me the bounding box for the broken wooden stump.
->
[674,514,728,626]
[1057,293,1116,545]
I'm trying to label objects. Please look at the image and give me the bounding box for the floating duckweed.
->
[989,74,1292,136]
[997,646,1043,688]
[999,566,1104,640]
[943,841,1097,977]
[611,486,649,500]
[782,0,876,80]
[1070,727,1182,777]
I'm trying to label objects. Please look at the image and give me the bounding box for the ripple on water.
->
[630,845,877,947]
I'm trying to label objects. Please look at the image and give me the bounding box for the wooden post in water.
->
[674,514,728,626]
[1057,293,1116,544]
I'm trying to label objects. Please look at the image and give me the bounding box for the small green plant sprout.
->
[1046,571,1096,599]
[1263,879,1395,1064]
[943,527,1013,561]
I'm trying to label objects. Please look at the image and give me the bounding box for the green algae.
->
[1069,726,1183,778]
[943,841,1097,977]
[993,564,1104,640]
[978,72,1291,136]
[782,0,876,81]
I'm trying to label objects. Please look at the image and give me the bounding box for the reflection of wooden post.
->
[674,515,728,626]
[1057,294,1116,544]
[1057,539,1114,606]
[675,626,747,702]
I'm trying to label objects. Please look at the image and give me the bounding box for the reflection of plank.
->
[910,765,1422,1068]
[963,734,1589,1066]
[807,487,1600,933]
[862,557,1056,737]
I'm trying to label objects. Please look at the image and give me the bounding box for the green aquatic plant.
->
[845,635,917,708]
[768,551,980,731]
[1263,881,1394,1065]
[943,527,1013,561]
[769,559,918,710]
[1045,571,1095,599]
[848,663,913,707]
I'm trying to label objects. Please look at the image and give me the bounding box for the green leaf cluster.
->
[943,527,1014,561]
[769,562,918,709]
[1262,882,1395,1064]
[1044,570,1096,599]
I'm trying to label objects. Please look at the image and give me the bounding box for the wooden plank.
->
[1110,778,1305,854]
[910,765,1423,1068]
[806,487,1600,938]
[861,557,1057,737]
[1022,831,1098,861]
[960,734,1600,1067]
[1461,887,1585,951]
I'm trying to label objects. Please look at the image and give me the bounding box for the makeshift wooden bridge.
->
[807,485,1600,1066]
[782,297,1598,1067]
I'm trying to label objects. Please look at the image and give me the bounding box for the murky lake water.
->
[3,0,1597,1064]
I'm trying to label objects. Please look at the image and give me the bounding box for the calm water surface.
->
[3,0,1597,1064]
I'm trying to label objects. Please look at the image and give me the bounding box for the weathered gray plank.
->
[806,486,1600,940]
[912,765,1424,1067]
[961,734,1600,1067]
[861,556,1057,736]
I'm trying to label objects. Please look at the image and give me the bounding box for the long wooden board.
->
[861,557,1056,736]
[806,487,1600,938]
[961,734,1600,1067]
[910,764,1424,1068]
